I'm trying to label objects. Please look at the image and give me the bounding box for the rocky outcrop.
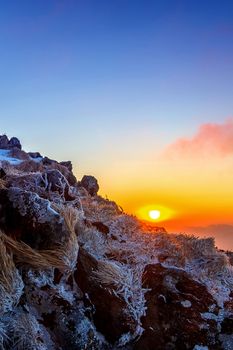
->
[0,135,21,149]
[0,187,71,249]
[76,248,137,344]
[80,175,99,196]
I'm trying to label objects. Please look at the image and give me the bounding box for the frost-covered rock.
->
[76,247,137,343]
[0,187,71,249]
[133,263,220,350]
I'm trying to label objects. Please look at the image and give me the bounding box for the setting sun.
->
[149,210,161,220]
[136,204,175,223]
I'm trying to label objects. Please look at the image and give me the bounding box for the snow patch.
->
[0,149,22,165]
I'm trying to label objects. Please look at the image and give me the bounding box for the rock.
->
[42,156,56,166]
[0,168,6,178]
[42,157,77,187]
[28,152,42,159]
[80,175,99,196]
[0,134,9,148]
[75,247,137,343]
[5,172,46,196]
[9,148,30,160]
[0,135,22,150]
[0,187,71,249]
[221,317,233,335]
[91,221,109,234]
[44,169,75,201]
[23,270,107,350]
[8,137,22,150]
[60,161,73,172]
[133,263,219,350]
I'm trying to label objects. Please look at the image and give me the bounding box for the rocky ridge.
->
[0,135,232,350]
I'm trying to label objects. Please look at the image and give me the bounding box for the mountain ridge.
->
[0,135,232,350]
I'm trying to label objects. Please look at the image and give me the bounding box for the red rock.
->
[133,263,219,350]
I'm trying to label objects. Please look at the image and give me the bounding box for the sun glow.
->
[136,204,175,223]
[149,210,161,220]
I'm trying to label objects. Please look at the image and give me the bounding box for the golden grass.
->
[0,178,6,189]
[0,201,80,277]
[0,237,16,293]
[81,196,121,223]
[1,232,66,271]
[92,260,126,290]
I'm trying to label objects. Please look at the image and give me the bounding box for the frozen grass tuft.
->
[0,237,24,313]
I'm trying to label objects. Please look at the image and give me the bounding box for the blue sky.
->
[1,0,233,179]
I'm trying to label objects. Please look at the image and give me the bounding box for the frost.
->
[219,334,233,350]
[181,300,192,308]
[0,149,22,165]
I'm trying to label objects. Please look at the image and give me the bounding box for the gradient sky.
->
[1,1,233,248]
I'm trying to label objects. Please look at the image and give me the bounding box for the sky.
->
[1,0,233,249]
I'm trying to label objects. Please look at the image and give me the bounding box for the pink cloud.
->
[163,118,233,159]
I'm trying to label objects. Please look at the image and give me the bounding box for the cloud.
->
[163,118,233,159]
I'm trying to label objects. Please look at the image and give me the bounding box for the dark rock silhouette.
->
[80,175,99,196]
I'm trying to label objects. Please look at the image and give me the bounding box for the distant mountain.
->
[0,135,232,350]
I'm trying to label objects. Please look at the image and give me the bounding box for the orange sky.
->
[93,119,233,234]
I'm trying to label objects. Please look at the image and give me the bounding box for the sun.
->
[148,210,161,220]
[136,204,174,223]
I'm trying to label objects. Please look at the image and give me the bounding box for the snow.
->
[0,149,22,165]
[0,149,43,165]
[29,156,43,163]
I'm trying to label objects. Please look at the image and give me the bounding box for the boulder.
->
[0,168,6,178]
[44,169,75,201]
[60,161,73,172]
[133,263,219,350]
[75,247,137,343]
[0,187,71,249]
[91,221,109,234]
[28,152,42,159]
[5,172,46,196]
[8,137,22,150]
[80,175,99,196]
[0,134,9,148]
[42,157,77,187]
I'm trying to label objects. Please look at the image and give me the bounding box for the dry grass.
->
[1,232,64,270]
[93,260,126,289]
[0,203,80,274]
[52,204,80,271]
[0,178,6,189]
[0,236,24,313]
[0,238,16,293]
[81,196,121,223]
[0,319,9,350]
[0,231,75,273]
[174,234,216,259]
[55,204,82,234]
